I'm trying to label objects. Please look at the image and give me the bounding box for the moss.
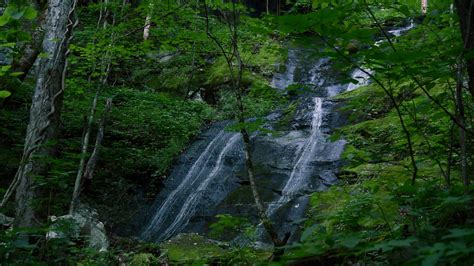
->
[160,233,226,263]
[242,40,285,76]
[129,253,159,266]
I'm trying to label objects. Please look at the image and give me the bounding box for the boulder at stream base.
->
[46,205,109,252]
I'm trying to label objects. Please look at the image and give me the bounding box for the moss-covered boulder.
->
[160,233,227,263]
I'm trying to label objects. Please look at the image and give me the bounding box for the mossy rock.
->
[160,233,227,263]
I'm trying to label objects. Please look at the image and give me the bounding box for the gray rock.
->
[47,205,109,252]
[0,213,13,226]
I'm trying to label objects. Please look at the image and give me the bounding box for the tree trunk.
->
[83,98,112,180]
[456,60,469,187]
[13,0,77,227]
[11,11,46,81]
[421,0,428,15]
[455,0,474,96]
[70,98,112,213]
[143,2,154,40]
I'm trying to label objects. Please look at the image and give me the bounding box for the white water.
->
[388,21,415,37]
[157,134,241,240]
[266,97,324,216]
[141,131,239,240]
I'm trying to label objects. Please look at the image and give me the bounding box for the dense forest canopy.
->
[0,0,473,264]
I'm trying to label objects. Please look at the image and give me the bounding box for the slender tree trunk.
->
[82,98,112,181]
[455,0,474,96]
[456,60,469,187]
[70,97,113,213]
[12,0,77,227]
[266,0,269,15]
[421,0,428,15]
[143,2,154,40]
[446,121,455,187]
[69,89,101,214]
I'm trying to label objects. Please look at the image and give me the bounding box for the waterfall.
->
[141,131,241,241]
[266,97,324,216]
[138,27,416,243]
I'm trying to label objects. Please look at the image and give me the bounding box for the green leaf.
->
[0,42,16,48]
[442,228,474,240]
[340,235,361,249]
[367,238,417,253]
[5,5,25,20]
[0,90,12,99]
[399,5,411,17]
[9,72,24,77]
[0,15,10,26]
[23,6,38,20]
[38,52,49,59]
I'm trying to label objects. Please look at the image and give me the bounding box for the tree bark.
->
[12,0,77,227]
[70,98,112,213]
[421,0,428,15]
[456,60,469,187]
[143,2,154,40]
[455,0,474,96]
[83,98,112,180]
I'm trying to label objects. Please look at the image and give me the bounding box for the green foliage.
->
[272,1,474,264]
[0,90,11,98]
[59,87,214,231]
[160,233,226,264]
[0,1,38,98]
[1,0,473,264]
[0,224,117,265]
[209,214,255,241]
[285,175,474,264]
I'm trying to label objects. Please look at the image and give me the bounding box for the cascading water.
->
[388,20,415,37]
[266,97,324,216]
[138,24,415,244]
[141,128,242,242]
[141,42,349,243]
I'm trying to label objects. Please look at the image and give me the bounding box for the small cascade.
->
[141,130,241,241]
[266,97,324,216]
[388,20,415,37]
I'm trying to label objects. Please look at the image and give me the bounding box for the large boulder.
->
[47,205,109,252]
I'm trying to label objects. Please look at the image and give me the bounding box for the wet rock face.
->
[139,42,349,243]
